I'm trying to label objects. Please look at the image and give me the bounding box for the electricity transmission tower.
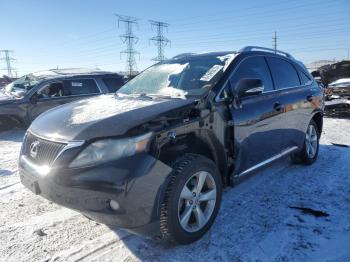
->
[0,50,16,78]
[272,31,277,53]
[115,14,139,77]
[149,20,170,62]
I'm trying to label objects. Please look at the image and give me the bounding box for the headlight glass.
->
[69,132,152,168]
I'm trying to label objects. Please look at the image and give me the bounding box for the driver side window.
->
[37,82,64,99]
[229,56,274,93]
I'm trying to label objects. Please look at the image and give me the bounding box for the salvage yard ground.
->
[1,117,350,262]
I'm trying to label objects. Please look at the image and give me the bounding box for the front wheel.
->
[160,154,222,244]
[298,120,320,165]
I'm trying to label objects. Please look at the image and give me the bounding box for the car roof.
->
[29,68,124,81]
[170,46,297,63]
[172,51,236,60]
[171,47,311,74]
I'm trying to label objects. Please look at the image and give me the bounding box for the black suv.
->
[0,69,126,131]
[19,47,324,244]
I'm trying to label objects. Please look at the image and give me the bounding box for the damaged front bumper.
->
[19,152,172,236]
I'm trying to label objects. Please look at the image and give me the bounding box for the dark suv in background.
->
[19,47,324,244]
[0,69,127,131]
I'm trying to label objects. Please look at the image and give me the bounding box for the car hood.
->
[29,94,195,141]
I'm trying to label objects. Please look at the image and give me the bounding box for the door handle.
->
[273,102,283,111]
[306,95,313,102]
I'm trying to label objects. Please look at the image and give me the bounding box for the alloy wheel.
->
[177,171,217,233]
[305,124,318,158]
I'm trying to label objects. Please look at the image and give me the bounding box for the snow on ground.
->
[0,117,350,262]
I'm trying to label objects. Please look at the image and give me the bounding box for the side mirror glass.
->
[235,78,264,97]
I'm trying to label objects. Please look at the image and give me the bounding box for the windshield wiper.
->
[115,92,153,99]
[139,93,154,99]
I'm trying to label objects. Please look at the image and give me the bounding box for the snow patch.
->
[1,118,350,261]
[69,95,159,125]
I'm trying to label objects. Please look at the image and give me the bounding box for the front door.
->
[227,56,285,174]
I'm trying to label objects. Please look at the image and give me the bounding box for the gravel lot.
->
[1,117,350,262]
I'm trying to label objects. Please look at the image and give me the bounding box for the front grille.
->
[22,132,67,166]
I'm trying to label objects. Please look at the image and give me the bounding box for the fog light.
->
[109,200,120,210]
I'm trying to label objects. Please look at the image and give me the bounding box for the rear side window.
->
[297,68,312,85]
[266,57,300,89]
[103,77,125,92]
[63,79,100,96]
[229,56,274,92]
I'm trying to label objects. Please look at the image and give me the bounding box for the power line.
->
[172,29,350,49]
[170,0,342,28]
[0,50,16,78]
[149,20,171,62]
[116,14,139,77]
[272,31,277,53]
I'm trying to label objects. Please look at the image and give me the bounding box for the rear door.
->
[265,56,309,150]
[228,56,285,174]
[28,78,101,121]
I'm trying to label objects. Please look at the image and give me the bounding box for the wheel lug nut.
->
[189,200,193,205]
[192,192,196,196]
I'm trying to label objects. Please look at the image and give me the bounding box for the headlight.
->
[69,132,153,168]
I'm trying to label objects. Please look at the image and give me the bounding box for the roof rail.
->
[239,46,293,58]
[172,53,196,59]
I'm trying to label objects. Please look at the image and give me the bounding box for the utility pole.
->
[149,20,170,62]
[115,14,139,77]
[0,50,16,78]
[272,31,277,53]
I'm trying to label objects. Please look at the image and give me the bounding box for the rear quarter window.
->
[297,68,313,85]
[266,57,300,89]
[102,77,125,92]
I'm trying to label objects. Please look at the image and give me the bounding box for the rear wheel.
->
[298,120,320,165]
[160,154,222,244]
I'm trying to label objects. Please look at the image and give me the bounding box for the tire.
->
[298,120,320,165]
[160,154,222,245]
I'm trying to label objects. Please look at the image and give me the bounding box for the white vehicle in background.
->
[327,78,350,99]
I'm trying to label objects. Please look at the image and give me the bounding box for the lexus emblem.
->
[30,141,40,158]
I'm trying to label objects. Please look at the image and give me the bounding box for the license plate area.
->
[20,172,41,195]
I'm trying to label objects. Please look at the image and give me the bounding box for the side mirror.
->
[235,78,264,97]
